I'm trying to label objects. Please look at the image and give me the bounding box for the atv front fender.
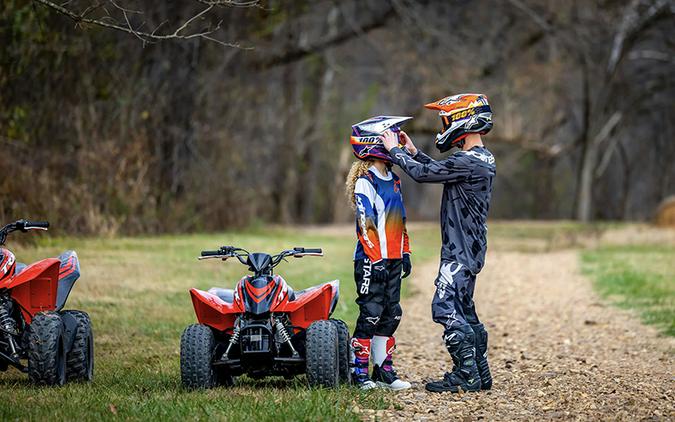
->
[190,288,243,332]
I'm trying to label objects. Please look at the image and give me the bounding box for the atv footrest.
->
[213,358,240,367]
[0,350,26,372]
[274,357,304,364]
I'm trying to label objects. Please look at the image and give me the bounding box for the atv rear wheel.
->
[305,320,339,388]
[180,324,219,389]
[27,312,67,386]
[329,319,351,385]
[61,310,94,382]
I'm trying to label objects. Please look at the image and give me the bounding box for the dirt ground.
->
[367,249,675,421]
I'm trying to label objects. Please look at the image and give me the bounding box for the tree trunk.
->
[575,139,596,222]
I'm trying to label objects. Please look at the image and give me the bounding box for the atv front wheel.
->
[27,312,67,386]
[329,319,351,385]
[305,320,339,388]
[61,310,94,382]
[180,324,218,389]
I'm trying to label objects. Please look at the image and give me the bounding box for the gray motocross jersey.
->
[389,145,496,274]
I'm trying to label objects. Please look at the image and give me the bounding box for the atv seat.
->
[14,262,26,275]
[208,287,235,303]
[290,286,318,301]
[209,286,317,303]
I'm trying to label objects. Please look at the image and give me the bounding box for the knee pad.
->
[360,301,385,325]
[354,302,384,338]
[443,324,475,353]
[390,303,402,319]
[374,304,402,337]
[389,303,403,330]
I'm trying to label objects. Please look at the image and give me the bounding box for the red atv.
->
[0,219,93,385]
[180,246,350,389]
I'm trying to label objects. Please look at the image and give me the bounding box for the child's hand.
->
[380,130,400,151]
[402,254,412,279]
[399,131,418,156]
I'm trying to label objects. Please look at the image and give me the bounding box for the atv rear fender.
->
[8,258,60,323]
[276,280,339,330]
[190,288,243,332]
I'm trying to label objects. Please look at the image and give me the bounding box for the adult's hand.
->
[399,131,418,156]
[380,130,400,151]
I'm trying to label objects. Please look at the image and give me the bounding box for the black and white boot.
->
[471,323,492,390]
[371,336,411,390]
[425,324,481,393]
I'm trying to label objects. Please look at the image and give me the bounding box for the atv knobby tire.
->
[180,324,219,389]
[305,320,339,388]
[329,319,351,385]
[27,312,66,386]
[60,310,94,382]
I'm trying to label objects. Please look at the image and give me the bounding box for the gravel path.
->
[372,250,674,421]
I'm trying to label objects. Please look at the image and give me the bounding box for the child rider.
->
[346,116,413,390]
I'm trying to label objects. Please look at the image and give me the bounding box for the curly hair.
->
[345,160,374,210]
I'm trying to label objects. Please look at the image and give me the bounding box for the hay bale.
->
[655,196,675,227]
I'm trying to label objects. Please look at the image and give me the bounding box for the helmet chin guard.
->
[350,116,413,162]
[425,93,492,153]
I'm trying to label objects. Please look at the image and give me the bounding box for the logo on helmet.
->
[351,136,381,145]
[450,108,476,121]
[350,116,412,162]
[425,94,493,153]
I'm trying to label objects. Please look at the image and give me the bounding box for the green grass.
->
[0,225,440,421]
[582,244,675,337]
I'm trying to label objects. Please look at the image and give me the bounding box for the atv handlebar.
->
[200,250,223,257]
[0,219,50,245]
[23,221,49,230]
[198,246,323,267]
[293,247,322,255]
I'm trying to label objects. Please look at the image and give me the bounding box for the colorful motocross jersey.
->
[389,146,495,274]
[354,167,410,262]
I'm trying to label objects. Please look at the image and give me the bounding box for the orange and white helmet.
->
[424,93,492,152]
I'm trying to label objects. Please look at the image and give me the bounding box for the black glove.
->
[402,254,412,279]
[371,260,388,283]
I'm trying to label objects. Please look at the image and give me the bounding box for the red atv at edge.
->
[0,219,93,385]
[180,246,350,389]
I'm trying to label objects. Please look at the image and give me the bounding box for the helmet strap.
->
[455,139,466,150]
[452,133,470,150]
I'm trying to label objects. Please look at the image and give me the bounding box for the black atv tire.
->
[305,320,339,388]
[329,319,351,385]
[60,310,94,382]
[27,312,67,386]
[180,324,220,389]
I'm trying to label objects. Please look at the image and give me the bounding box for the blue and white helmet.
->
[350,116,413,162]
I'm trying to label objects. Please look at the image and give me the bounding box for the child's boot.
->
[350,338,377,389]
[371,336,411,390]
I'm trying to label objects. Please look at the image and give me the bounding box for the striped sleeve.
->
[354,177,383,263]
[403,224,411,255]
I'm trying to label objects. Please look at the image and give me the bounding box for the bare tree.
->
[508,0,672,221]
[32,0,259,47]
